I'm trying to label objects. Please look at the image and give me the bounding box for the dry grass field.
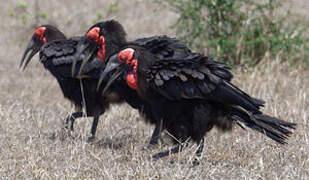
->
[0,0,308,179]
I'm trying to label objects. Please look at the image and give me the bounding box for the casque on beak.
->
[72,37,98,76]
[98,53,126,95]
[20,37,42,70]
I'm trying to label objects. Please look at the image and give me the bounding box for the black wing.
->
[142,52,262,113]
[39,38,103,79]
[134,36,196,64]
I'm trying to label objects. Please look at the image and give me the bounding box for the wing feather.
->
[39,38,101,79]
[143,51,262,113]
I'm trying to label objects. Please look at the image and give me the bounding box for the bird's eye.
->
[118,48,135,63]
[88,35,94,41]
[119,56,126,62]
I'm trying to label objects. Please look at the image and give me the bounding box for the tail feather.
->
[224,81,265,108]
[214,81,263,114]
[251,117,289,142]
[227,106,296,144]
[254,114,296,128]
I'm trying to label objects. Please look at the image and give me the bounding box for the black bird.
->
[20,23,127,141]
[97,43,296,160]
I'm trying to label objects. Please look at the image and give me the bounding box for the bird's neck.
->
[126,60,138,90]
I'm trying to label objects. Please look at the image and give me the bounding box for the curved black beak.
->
[20,38,41,71]
[98,54,125,95]
[72,38,98,76]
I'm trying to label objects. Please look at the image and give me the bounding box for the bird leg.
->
[64,112,83,131]
[192,138,204,166]
[147,121,163,149]
[87,114,100,142]
[195,138,204,157]
[152,135,190,160]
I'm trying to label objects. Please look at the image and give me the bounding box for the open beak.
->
[20,39,41,70]
[97,54,125,94]
[72,38,98,76]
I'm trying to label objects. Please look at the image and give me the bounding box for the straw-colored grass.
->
[0,0,308,179]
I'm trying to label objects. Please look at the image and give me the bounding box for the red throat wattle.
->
[97,36,106,61]
[87,27,106,61]
[126,59,138,89]
[34,27,46,44]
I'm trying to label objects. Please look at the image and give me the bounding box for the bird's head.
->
[20,25,66,70]
[79,20,127,62]
[99,47,141,94]
[72,20,127,76]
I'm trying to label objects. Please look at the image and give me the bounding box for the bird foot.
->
[152,151,168,161]
[87,135,96,142]
[191,158,200,167]
[49,132,57,141]
[146,143,158,150]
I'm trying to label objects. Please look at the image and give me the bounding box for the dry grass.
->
[0,0,308,179]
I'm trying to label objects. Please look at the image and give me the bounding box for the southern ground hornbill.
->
[77,25,296,160]
[102,45,296,159]
[20,22,132,141]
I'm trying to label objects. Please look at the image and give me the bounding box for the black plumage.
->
[96,39,296,160]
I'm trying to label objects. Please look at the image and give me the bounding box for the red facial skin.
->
[34,27,47,44]
[87,27,106,61]
[118,48,138,89]
[119,48,134,63]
